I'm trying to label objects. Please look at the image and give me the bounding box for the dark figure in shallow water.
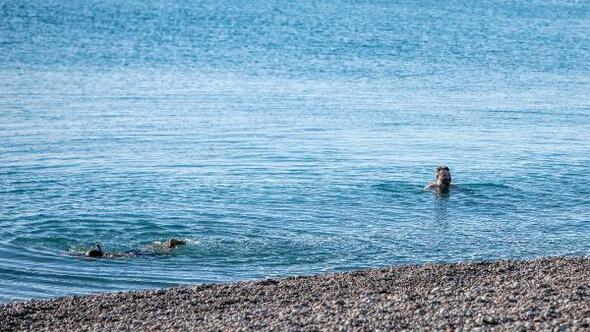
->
[85,244,103,258]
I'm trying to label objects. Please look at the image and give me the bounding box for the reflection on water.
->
[433,190,451,223]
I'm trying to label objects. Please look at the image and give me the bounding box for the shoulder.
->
[424,182,438,190]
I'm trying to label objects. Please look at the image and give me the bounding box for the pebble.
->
[1,257,589,331]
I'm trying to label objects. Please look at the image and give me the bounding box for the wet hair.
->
[167,238,186,249]
[436,166,450,173]
[85,244,103,258]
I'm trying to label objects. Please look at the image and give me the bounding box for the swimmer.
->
[80,238,186,259]
[425,165,452,191]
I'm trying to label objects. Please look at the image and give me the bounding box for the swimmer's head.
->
[436,166,452,189]
[167,238,186,249]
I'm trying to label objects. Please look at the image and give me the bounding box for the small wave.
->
[373,181,423,193]
[457,183,514,190]
[452,183,528,198]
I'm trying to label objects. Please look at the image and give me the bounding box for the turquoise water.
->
[1,0,590,302]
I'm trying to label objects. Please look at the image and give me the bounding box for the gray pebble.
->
[1,257,589,331]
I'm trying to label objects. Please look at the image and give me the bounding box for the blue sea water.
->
[1,0,590,302]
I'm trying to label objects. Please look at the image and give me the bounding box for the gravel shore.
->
[1,257,589,331]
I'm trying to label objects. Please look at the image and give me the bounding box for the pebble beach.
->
[1,256,589,331]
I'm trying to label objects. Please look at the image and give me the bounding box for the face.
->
[436,168,452,187]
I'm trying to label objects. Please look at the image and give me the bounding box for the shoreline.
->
[1,256,589,331]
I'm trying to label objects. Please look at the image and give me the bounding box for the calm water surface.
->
[1,0,589,302]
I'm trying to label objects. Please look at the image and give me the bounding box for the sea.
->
[1,0,589,302]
